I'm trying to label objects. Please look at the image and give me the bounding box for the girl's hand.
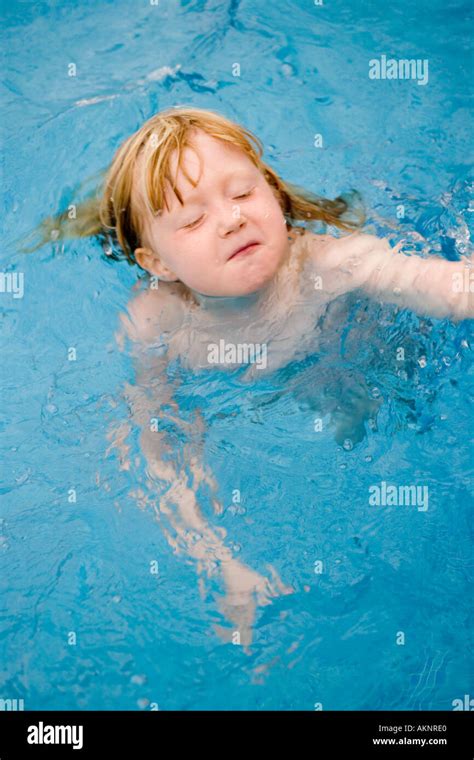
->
[214,560,294,650]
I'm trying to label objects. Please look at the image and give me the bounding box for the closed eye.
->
[183,215,204,229]
[234,188,254,199]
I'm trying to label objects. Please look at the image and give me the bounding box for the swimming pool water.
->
[1,0,473,710]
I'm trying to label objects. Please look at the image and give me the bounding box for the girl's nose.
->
[218,207,246,236]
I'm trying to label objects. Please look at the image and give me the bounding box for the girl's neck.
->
[189,282,272,314]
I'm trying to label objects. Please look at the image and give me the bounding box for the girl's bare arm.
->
[111,287,292,645]
[309,231,473,321]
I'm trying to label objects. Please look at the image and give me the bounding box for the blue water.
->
[1,0,473,710]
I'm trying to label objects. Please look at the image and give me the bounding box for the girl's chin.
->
[190,264,280,298]
[235,275,276,296]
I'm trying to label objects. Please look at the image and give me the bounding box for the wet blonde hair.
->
[21,105,365,266]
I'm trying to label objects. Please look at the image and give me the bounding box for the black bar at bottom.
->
[0,710,472,757]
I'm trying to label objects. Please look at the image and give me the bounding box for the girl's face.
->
[134,129,291,297]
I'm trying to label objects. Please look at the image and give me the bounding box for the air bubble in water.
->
[281,63,296,78]
[131,674,147,686]
[343,438,353,451]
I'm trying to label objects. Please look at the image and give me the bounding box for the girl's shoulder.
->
[299,228,384,270]
[290,227,338,268]
[119,279,190,346]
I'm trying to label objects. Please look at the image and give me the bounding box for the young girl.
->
[31,106,472,371]
[27,106,473,649]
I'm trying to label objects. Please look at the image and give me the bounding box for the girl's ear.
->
[134,246,179,282]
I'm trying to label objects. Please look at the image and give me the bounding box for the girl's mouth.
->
[228,242,261,261]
